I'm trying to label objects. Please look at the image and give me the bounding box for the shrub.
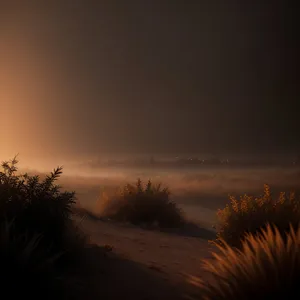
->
[0,156,86,267]
[214,184,300,248]
[199,224,300,299]
[97,178,185,228]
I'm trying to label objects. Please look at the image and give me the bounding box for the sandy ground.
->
[78,216,217,300]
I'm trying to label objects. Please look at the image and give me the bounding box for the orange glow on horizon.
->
[0,14,67,160]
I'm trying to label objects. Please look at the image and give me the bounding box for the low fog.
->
[15,156,300,228]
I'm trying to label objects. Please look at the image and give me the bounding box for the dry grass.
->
[199,223,300,299]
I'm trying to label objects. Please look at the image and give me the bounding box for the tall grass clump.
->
[199,224,300,299]
[97,178,185,228]
[215,184,300,248]
[0,156,86,270]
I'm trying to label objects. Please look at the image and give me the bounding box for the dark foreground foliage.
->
[0,157,87,299]
[0,220,66,298]
[0,157,76,251]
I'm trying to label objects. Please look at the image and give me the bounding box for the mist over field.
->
[15,154,300,228]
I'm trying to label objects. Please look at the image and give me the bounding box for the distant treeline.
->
[84,156,300,169]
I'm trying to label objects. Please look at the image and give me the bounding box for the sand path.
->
[79,217,216,299]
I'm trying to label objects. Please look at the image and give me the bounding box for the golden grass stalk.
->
[200,223,300,299]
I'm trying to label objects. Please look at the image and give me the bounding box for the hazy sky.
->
[0,1,298,160]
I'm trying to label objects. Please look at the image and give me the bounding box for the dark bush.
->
[0,156,86,268]
[97,178,185,228]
